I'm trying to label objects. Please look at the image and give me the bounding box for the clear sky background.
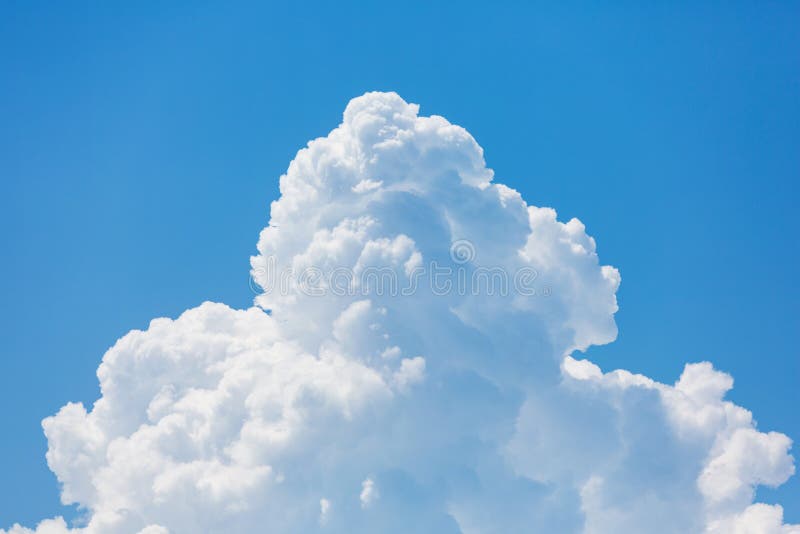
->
[1,1,798,526]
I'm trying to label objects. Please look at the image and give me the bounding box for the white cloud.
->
[3,92,795,533]
[393,357,426,391]
[359,478,378,509]
[707,504,800,534]
[319,498,331,525]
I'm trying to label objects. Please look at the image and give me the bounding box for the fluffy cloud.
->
[3,92,795,533]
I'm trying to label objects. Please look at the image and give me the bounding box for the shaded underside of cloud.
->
[4,92,796,533]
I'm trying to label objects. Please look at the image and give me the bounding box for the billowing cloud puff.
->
[4,92,795,533]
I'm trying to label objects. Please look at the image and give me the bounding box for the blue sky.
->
[1,1,798,527]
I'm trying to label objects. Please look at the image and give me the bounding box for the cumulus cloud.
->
[3,92,796,533]
[359,479,378,509]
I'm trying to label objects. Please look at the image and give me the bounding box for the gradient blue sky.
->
[1,1,798,526]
